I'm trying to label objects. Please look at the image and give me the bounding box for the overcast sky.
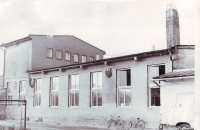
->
[0,0,199,75]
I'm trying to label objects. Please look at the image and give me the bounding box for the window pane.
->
[82,56,86,63]
[97,91,102,106]
[70,93,74,106]
[97,72,102,88]
[92,92,97,106]
[70,76,76,89]
[151,88,160,106]
[7,82,12,93]
[117,70,131,86]
[7,96,12,106]
[74,54,79,62]
[20,81,26,93]
[56,50,62,59]
[51,94,58,106]
[35,95,41,106]
[92,72,102,88]
[75,93,79,106]
[89,57,94,61]
[125,89,131,106]
[118,90,124,106]
[52,77,59,91]
[47,49,53,58]
[65,52,70,61]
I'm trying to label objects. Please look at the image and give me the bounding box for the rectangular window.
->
[50,77,59,107]
[7,82,13,106]
[47,48,53,58]
[34,79,42,107]
[65,52,71,61]
[56,50,62,60]
[74,54,79,63]
[148,64,165,107]
[117,69,131,107]
[91,72,102,107]
[89,56,94,61]
[69,75,79,107]
[82,55,87,63]
[19,81,26,100]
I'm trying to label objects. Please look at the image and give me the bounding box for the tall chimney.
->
[166,4,180,49]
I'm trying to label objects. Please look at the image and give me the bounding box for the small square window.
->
[65,52,71,61]
[47,48,53,58]
[89,56,94,61]
[56,50,62,60]
[82,55,87,63]
[74,54,79,63]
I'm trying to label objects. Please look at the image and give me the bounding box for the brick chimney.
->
[166,4,180,49]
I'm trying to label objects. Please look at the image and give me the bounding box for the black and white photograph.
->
[0,0,199,129]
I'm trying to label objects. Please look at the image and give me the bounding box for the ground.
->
[0,120,155,130]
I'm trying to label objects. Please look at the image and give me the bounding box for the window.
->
[148,64,165,107]
[82,55,87,63]
[74,54,79,63]
[117,69,131,107]
[56,50,62,60]
[65,52,71,61]
[19,81,26,100]
[50,77,59,107]
[89,56,94,61]
[91,72,102,107]
[47,48,53,58]
[7,82,13,106]
[69,75,79,107]
[34,79,42,107]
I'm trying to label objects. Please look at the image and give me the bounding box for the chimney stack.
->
[166,4,180,49]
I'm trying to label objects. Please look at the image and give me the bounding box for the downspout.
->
[1,45,5,88]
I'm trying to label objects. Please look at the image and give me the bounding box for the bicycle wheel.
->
[128,121,132,128]
[107,120,112,128]
[136,120,145,130]
[115,120,124,129]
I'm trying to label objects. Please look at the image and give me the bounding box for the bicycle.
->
[107,115,125,129]
[128,117,145,130]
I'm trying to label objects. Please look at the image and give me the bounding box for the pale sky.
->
[0,0,199,75]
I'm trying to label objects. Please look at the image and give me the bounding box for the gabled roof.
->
[153,70,194,79]
[0,35,106,54]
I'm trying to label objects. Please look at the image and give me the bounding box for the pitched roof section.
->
[153,70,194,79]
[0,35,106,54]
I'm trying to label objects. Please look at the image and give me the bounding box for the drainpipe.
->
[1,45,5,88]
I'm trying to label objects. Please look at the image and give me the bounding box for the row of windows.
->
[6,67,162,107]
[47,48,96,63]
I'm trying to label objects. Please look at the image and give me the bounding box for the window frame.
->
[50,77,59,107]
[82,55,87,63]
[90,72,103,108]
[116,68,131,107]
[19,80,26,106]
[147,63,165,107]
[33,79,42,107]
[56,50,62,60]
[65,52,71,61]
[69,74,79,108]
[47,48,53,59]
[89,56,94,61]
[7,82,13,106]
[74,53,79,63]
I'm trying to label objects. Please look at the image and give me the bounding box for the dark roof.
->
[27,48,170,74]
[153,70,194,79]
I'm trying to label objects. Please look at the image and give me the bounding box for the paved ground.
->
[0,120,155,130]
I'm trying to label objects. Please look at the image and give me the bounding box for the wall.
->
[172,46,194,70]
[30,35,105,70]
[20,55,171,129]
[4,40,32,119]
[0,76,3,88]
